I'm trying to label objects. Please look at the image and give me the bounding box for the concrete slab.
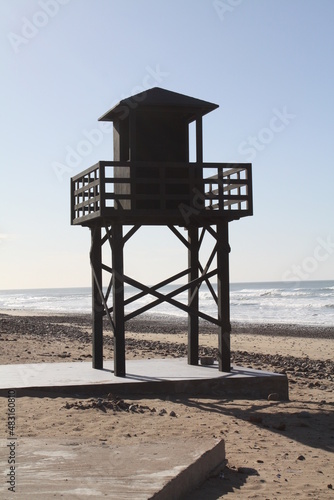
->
[0,437,225,499]
[0,358,289,399]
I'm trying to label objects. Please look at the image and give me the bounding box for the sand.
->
[0,312,333,498]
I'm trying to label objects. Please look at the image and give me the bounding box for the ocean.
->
[0,280,333,327]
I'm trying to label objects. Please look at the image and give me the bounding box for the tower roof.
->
[98,87,219,121]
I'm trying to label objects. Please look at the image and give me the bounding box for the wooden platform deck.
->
[71,161,252,227]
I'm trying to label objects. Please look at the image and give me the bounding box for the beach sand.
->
[0,312,333,498]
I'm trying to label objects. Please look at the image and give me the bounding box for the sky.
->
[1,0,334,290]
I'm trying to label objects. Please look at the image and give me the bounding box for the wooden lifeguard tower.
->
[71,87,253,377]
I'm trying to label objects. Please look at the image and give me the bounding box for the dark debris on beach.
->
[63,394,158,414]
[1,312,333,339]
[0,313,333,384]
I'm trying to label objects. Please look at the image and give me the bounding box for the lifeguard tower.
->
[71,87,253,377]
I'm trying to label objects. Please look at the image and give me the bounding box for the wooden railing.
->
[71,161,252,225]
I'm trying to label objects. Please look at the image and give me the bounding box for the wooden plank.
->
[168,225,190,248]
[196,113,203,164]
[104,274,113,304]
[205,169,243,180]
[90,254,115,331]
[201,162,250,169]
[122,224,141,245]
[104,177,131,183]
[121,268,191,310]
[72,211,101,224]
[73,179,100,196]
[101,263,113,273]
[72,162,251,181]
[223,196,248,204]
[70,178,75,226]
[205,225,217,239]
[99,162,106,216]
[247,164,254,216]
[198,262,218,305]
[74,196,100,211]
[123,270,220,325]
[207,183,246,195]
[71,162,99,182]
[72,207,254,227]
[101,225,112,246]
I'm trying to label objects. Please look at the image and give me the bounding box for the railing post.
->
[70,177,75,224]
[247,163,253,215]
[99,162,105,217]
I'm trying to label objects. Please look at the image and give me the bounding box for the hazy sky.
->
[1,0,334,290]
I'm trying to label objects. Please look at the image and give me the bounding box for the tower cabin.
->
[71,87,253,377]
[71,87,253,226]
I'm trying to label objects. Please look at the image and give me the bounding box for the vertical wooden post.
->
[187,112,203,365]
[91,226,103,369]
[188,225,199,365]
[112,223,126,377]
[195,113,203,165]
[217,220,231,372]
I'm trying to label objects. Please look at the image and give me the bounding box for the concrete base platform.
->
[0,437,226,499]
[0,358,289,399]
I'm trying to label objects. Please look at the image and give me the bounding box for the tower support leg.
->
[188,225,199,365]
[112,224,126,377]
[91,227,103,369]
[217,220,231,372]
